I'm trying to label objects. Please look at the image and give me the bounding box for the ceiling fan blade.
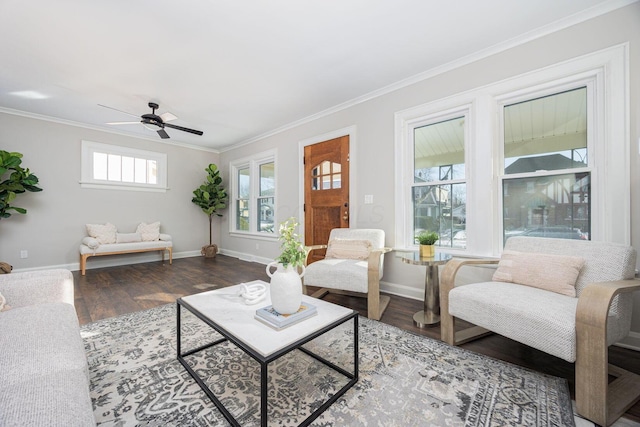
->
[157,129,170,139]
[98,104,139,118]
[107,121,140,125]
[164,123,204,136]
[160,112,177,122]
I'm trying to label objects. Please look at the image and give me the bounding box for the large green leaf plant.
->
[191,164,228,246]
[0,151,42,219]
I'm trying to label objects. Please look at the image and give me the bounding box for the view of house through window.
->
[413,116,466,248]
[231,150,276,235]
[502,87,590,242]
[258,162,275,232]
[236,167,250,231]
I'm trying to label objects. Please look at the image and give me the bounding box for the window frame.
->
[80,140,168,192]
[229,149,277,238]
[409,108,470,250]
[395,44,629,256]
[496,79,595,245]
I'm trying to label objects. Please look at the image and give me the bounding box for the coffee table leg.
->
[261,362,268,427]
[413,264,441,327]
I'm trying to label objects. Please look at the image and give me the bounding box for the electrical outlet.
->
[20,250,28,259]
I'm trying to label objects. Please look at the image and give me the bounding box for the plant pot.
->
[419,244,435,258]
[201,244,218,258]
[266,262,306,314]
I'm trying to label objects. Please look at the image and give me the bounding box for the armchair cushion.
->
[325,238,371,260]
[303,259,368,293]
[492,250,585,297]
[449,281,579,361]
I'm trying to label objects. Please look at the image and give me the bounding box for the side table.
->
[401,251,452,328]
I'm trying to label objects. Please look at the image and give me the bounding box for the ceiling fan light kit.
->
[102,102,203,139]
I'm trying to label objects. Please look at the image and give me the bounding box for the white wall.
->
[0,113,219,271]
[219,4,640,347]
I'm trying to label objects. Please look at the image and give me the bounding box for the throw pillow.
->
[492,250,585,297]
[0,292,11,312]
[325,238,372,260]
[86,222,117,244]
[116,232,142,244]
[136,221,161,241]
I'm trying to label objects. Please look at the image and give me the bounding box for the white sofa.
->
[79,222,172,275]
[0,269,96,426]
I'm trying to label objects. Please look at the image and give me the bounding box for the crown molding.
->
[222,0,637,152]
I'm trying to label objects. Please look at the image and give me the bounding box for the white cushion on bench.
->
[79,239,172,255]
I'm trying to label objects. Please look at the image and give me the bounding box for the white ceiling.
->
[0,0,631,152]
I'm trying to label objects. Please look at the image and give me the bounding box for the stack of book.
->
[255,303,317,330]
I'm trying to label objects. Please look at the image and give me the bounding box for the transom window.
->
[80,140,167,192]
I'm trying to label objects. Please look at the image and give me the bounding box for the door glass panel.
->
[311,161,342,190]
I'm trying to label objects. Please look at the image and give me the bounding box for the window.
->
[230,150,276,235]
[81,141,167,192]
[501,87,590,243]
[395,45,629,254]
[412,115,467,248]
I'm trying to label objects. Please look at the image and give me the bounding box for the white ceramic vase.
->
[266,261,306,314]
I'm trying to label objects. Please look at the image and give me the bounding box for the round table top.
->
[401,251,453,266]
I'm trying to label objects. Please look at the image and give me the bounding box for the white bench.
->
[79,235,172,275]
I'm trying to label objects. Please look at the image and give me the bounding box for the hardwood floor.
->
[73,255,640,423]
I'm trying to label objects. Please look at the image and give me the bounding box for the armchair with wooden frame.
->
[302,228,392,320]
[440,236,640,426]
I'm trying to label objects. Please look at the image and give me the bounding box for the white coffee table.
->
[177,280,359,427]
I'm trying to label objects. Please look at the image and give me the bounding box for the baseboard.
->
[11,249,200,274]
[219,248,272,265]
[615,331,640,352]
[380,280,423,301]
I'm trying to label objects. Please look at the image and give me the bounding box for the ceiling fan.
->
[101,102,203,139]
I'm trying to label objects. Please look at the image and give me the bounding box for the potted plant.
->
[416,230,439,257]
[266,217,306,314]
[191,164,228,258]
[0,150,42,220]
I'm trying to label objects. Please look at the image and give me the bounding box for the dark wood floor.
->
[73,255,640,423]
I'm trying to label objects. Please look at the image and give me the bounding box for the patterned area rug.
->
[81,304,575,426]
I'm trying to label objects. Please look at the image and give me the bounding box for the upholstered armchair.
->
[440,236,640,426]
[303,228,392,320]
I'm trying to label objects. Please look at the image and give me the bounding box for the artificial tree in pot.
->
[0,150,43,273]
[191,163,228,258]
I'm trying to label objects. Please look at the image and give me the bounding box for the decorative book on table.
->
[255,303,317,329]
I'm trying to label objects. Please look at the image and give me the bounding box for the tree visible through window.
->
[412,116,466,248]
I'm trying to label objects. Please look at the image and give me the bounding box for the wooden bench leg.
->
[80,254,90,276]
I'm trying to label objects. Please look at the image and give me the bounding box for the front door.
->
[304,135,350,264]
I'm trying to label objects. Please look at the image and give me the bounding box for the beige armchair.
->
[303,228,392,320]
[440,236,640,426]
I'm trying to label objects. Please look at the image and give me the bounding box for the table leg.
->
[413,264,440,327]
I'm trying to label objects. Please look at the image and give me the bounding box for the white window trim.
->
[229,149,277,238]
[80,140,168,192]
[398,104,472,252]
[395,43,629,256]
